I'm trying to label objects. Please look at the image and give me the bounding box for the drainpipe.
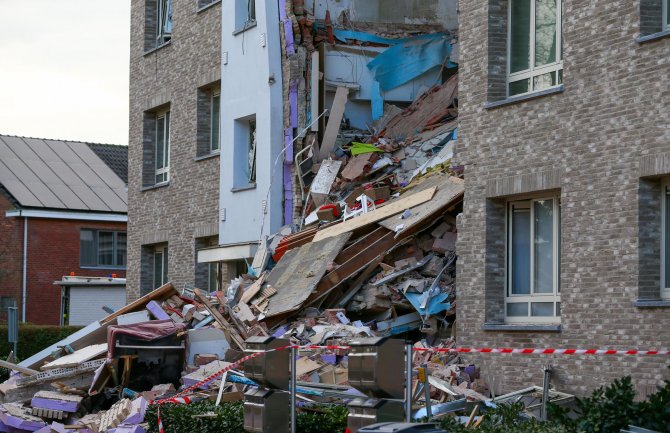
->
[22,216,27,322]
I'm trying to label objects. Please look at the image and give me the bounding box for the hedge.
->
[0,324,83,363]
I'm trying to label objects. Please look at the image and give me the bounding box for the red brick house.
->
[0,135,127,325]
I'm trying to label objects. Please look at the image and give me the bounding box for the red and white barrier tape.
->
[151,343,669,406]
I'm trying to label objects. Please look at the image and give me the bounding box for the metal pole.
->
[422,363,432,419]
[290,345,297,433]
[541,364,552,421]
[405,343,413,422]
[21,217,27,322]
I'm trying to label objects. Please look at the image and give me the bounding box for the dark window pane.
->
[80,230,96,266]
[211,95,220,151]
[163,247,169,285]
[510,0,531,73]
[165,112,170,169]
[154,250,163,289]
[208,263,218,291]
[535,0,557,67]
[509,79,530,96]
[117,232,127,266]
[511,207,531,295]
[248,120,257,183]
[98,232,114,266]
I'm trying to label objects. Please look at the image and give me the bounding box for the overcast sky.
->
[0,0,130,145]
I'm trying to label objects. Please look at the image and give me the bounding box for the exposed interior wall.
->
[314,0,458,29]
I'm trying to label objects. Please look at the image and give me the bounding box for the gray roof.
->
[0,135,127,213]
[87,143,128,184]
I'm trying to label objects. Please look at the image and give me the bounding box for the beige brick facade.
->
[127,0,221,300]
[456,0,670,396]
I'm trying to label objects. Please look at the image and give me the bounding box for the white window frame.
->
[210,92,221,153]
[155,110,170,185]
[507,0,563,97]
[505,197,561,324]
[157,0,172,46]
[664,0,669,31]
[154,245,168,289]
[661,178,670,299]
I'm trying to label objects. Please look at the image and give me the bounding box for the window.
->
[154,245,168,289]
[235,0,256,30]
[508,0,563,97]
[208,263,220,292]
[661,179,670,299]
[157,0,173,46]
[506,197,560,323]
[155,111,170,184]
[233,115,257,187]
[80,230,127,268]
[211,93,221,152]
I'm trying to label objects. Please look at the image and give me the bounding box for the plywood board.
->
[264,232,351,318]
[318,86,349,160]
[312,186,437,242]
[379,175,463,234]
[41,344,108,370]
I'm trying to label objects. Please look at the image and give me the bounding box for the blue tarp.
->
[367,35,452,91]
[404,291,451,316]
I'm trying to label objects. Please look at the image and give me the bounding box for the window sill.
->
[195,152,220,162]
[80,266,127,271]
[141,182,170,192]
[196,0,221,13]
[482,323,561,332]
[636,29,670,44]
[233,21,257,36]
[484,85,564,110]
[143,41,172,57]
[633,299,670,308]
[231,183,257,192]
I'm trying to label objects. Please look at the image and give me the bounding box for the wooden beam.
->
[0,359,38,376]
[193,289,246,351]
[312,186,437,242]
[101,282,178,324]
[318,86,349,161]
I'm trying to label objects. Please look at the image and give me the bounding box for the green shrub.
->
[145,401,348,433]
[0,324,83,362]
[0,324,83,381]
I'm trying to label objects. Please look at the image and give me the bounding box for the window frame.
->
[210,92,221,153]
[661,178,670,299]
[505,196,561,324]
[154,245,169,289]
[155,110,171,185]
[80,229,127,269]
[157,0,173,46]
[664,0,669,31]
[506,0,564,98]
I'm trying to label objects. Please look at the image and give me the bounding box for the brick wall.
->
[25,218,126,325]
[127,0,221,300]
[0,193,24,319]
[456,0,670,396]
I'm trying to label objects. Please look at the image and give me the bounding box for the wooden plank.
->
[239,273,267,305]
[0,360,38,376]
[101,282,178,324]
[193,289,246,351]
[41,344,107,371]
[263,233,351,318]
[379,175,463,235]
[312,186,437,242]
[318,86,349,161]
